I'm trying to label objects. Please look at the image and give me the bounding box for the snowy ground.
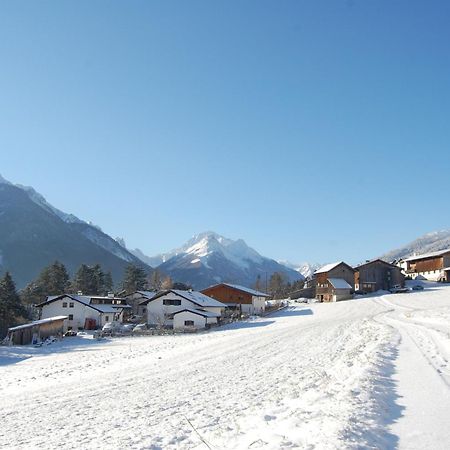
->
[1,284,450,449]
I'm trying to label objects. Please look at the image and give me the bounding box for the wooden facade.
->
[315,262,355,302]
[405,249,450,281]
[202,284,254,305]
[7,316,67,345]
[355,259,404,292]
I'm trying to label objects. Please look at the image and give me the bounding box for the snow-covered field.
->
[1,284,450,449]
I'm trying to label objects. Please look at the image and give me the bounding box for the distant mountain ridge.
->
[381,230,450,262]
[0,175,150,288]
[133,231,304,290]
[278,260,322,279]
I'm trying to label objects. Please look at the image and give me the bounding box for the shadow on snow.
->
[343,340,404,449]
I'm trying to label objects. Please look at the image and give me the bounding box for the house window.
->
[69,302,74,308]
[184,320,194,326]
[62,302,68,308]
[163,299,181,306]
[105,316,109,322]
[68,314,74,320]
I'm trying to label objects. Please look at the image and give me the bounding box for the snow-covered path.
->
[373,291,450,449]
[1,285,450,449]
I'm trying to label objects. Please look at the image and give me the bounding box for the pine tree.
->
[0,272,26,337]
[21,261,70,305]
[121,265,148,294]
[71,264,111,295]
[104,271,114,294]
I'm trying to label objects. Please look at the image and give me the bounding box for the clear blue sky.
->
[1,0,449,264]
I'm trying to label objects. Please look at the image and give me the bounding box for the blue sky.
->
[1,0,449,264]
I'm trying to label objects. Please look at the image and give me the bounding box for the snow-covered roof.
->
[37,294,130,313]
[355,259,397,269]
[220,283,271,298]
[315,262,344,274]
[404,248,450,262]
[171,290,226,307]
[135,290,158,299]
[328,278,352,289]
[8,316,68,332]
[140,290,226,308]
[172,308,221,318]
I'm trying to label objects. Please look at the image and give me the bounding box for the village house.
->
[404,249,450,282]
[314,262,355,302]
[123,290,158,317]
[139,289,226,329]
[201,283,271,315]
[354,259,405,292]
[37,294,130,331]
[6,316,68,345]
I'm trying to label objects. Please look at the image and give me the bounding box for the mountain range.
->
[2,174,449,291]
[0,175,150,288]
[120,231,304,290]
[380,230,450,262]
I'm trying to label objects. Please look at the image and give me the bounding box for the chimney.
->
[108,292,115,298]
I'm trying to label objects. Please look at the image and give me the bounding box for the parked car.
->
[412,285,424,291]
[132,323,148,333]
[354,290,368,296]
[120,324,135,333]
[102,322,122,334]
[389,285,409,294]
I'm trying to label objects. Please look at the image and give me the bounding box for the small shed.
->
[6,316,68,345]
[172,309,220,331]
[328,278,353,302]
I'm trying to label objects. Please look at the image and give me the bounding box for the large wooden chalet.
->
[404,249,450,282]
[355,259,404,292]
[201,283,270,315]
[314,262,355,302]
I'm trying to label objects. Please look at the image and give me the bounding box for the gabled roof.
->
[36,294,130,314]
[328,278,352,289]
[315,261,355,274]
[139,290,226,308]
[203,283,271,298]
[404,248,450,262]
[355,259,398,270]
[172,308,221,318]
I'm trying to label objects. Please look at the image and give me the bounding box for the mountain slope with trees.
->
[380,230,450,262]
[0,180,151,288]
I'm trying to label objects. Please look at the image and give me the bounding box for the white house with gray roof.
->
[139,289,226,329]
[37,294,130,331]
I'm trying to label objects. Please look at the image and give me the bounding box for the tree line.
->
[0,261,184,338]
[254,272,305,299]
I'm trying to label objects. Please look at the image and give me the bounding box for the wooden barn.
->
[6,316,67,345]
[404,249,450,281]
[355,259,404,292]
[201,283,270,315]
[314,262,355,302]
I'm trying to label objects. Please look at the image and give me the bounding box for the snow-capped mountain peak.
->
[142,231,303,289]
